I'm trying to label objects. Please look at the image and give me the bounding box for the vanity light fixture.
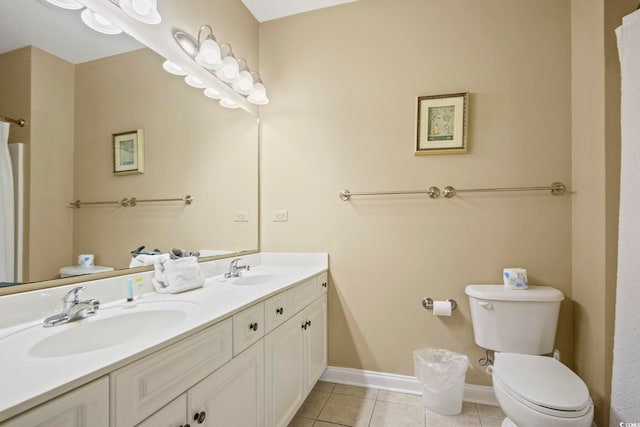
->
[247,72,269,105]
[204,87,222,100]
[119,0,161,24]
[45,0,84,10]
[80,8,123,35]
[162,60,187,76]
[195,25,223,70]
[219,98,239,109]
[215,45,240,83]
[231,58,254,95]
[184,75,207,89]
[170,25,268,108]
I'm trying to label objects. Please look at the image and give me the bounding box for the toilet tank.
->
[465,284,564,355]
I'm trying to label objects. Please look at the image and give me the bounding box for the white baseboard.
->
[320,366,499,406]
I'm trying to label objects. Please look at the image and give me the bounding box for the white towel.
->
[0,122,15,283]
[129,253,171,268]
[152,256,204,294]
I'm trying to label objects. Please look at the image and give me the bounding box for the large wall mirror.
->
[0,0,259,294]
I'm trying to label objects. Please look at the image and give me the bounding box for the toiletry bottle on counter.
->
[134,277,144,299]
[126,278,134,302]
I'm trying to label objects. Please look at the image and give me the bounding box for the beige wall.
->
[571,0,635,425]
[0,47,74,282]
[73,48,258,270]
[260,0,573,387]
[29,47,75,281]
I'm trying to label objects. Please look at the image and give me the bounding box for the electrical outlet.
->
[234,211,249,222]
[273,210,288,222]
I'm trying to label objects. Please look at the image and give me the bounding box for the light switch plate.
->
[234,211,249,222]
[272,210,288,222]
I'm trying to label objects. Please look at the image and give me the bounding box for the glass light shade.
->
[119,0,161,24]
[231,70,254,95]
[195,39,222,70]
[219,98,239,109]
[80,9,122,35]
[247,82,269,105]
[204,87,222,100]
[45,0,84,10]
[184,75,206,89]
[162,60,187,76]
[215,56,240,83]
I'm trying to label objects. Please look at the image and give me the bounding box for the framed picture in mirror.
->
[113,129,144,175]
[415,92,469,155]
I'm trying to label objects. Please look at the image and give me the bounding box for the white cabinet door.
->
[137,394,187,427]
[2,377,109,427]
[264,311,306,427]
[188,341,264,427]
[304,296,328,392]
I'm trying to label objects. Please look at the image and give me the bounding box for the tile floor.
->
[288,382,506,427]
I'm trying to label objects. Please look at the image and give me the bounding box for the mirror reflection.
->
[0,0,259,289]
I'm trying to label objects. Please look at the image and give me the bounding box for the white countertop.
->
[0,252,328,422]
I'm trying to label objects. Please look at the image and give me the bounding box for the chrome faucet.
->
[224,258,250,278]
[43,286,100,327]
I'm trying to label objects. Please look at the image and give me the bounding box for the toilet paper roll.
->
[432,300,452,316]
[78,254,95,268]
[503,268,528,289]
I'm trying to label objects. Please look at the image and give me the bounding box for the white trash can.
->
[413,348,470,415]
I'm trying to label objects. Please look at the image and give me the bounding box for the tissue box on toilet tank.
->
[503,268,528,289]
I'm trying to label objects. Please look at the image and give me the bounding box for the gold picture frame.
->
[113,129,144,175]
[415,92,469,155]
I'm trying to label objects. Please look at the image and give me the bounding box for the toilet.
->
[465,284,593,427]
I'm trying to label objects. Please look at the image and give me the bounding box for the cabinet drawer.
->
[288,279,317,315]
[233,303,265,355]
[3,377,109,427]
[316,272,328,296]
[264,291,290,333]
[111,319,233,427]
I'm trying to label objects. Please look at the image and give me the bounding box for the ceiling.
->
[0,0,356,64]
[240,0,358,22]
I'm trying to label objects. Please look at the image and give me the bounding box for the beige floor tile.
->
[313,422,349,427]
[376,390,424,406]
[332,383,379,400]
[314,381,337,392]
[461,402,480,416]
[480,418,504,427]
[288,416,315,427]
[318,393,376,427]
[476,404,506,420]
[425,409,482,427]
[296,390,331,419]
[369,401,425,427]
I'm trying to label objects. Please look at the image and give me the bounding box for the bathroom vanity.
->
[0,253,328,427]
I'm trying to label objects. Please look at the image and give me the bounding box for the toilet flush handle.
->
[478,301,493,310]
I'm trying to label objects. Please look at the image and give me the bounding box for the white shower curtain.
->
[0,121,15,283]
[611,9,640,426]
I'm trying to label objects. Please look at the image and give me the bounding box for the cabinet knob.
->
[249,322,259,331]
[194,411,206,424]
[276,307,284,315]
[301,322,307,330]
[322,282,327,288]
[306,320,311,327]
[180,424,191,427]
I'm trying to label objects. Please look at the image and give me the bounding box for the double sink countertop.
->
[0,252,328,423]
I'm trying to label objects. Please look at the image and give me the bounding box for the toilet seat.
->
[492,353,592,418]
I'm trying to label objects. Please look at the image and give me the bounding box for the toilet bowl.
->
[490,353,593,427]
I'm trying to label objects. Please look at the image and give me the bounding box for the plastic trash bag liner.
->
[414,348,471,393]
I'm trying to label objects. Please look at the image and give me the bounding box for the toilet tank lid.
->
[465,284,564,302]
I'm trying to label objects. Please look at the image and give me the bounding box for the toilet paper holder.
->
[422,297,458,312]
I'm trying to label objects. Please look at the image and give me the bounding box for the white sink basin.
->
[231,274,286,286]
[27,301,199,358]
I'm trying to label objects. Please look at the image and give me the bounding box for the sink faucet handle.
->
[230,258,242,268]
[63,286,84,305]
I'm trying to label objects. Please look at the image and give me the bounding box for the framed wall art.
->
[113,129,144,175]
[415,92,469,155]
